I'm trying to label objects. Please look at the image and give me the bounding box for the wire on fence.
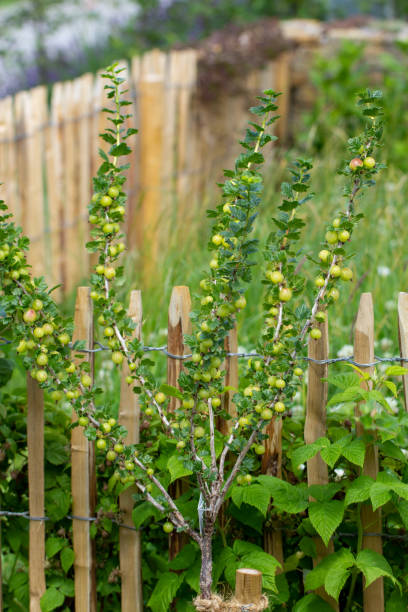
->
[1,336,408,368]
[0,509,139,531]
[0,509,406,540]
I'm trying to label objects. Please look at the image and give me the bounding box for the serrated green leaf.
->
[257,476,309,514]
[380,441,406,462]
[370,482,392,511]
[291,442,321,468]
[356,549,397,588]
[132,501,161,529]
[324,549,355,601]
[45,537,66,558]
[159,383,183,400]
[345,475,374,506]
[167,455,193,484]
[383,380,398,398]
[60,547,75,573]
[342,438,366,467]
[40,587,65,612]
[169,543,197,571]
[327,387,367,407]
[395,499,408,530]
[147,572,184,612]
[385,366,408,377]
[231,483,271,516]
[309,500,344,546]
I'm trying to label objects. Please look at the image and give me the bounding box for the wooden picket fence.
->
[0,49,290,298]
[3,288,408,611]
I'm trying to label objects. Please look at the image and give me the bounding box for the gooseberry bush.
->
[2,65,403,609]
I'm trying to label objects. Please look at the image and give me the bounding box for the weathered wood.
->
[27,375,46,611]
[218,327,238,435]
[139,50,166,265]
[354,293,383,611]
[167,286,191,560]
[46,81,65,295]
[398,292,408,412]
[305,311,338,610]
[119,290,143,612]
[235,568,262,605]
[71,287,97,612]
[0,96,18,221]
[15,87,47,280]
[262,416,284,568]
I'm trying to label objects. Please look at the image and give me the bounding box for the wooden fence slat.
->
[46,81,65,295]
[167,286,191,560]
[0,96,18,221]
[138,49,166,265]
[71,287,97,612]
[127,57,141,251]
[119,290,143,612]
[15,87,47,280]
[174,50,197,225]
[305,312,338,609]
[354,293,383,612]
[398,292,408,412]
[62,81,82,293]
[27,375,46,611]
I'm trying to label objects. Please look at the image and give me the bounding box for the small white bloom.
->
[377,266,391,277]
[380,337,393,351]
[334,468,345,480]
[337,344,354,359]
[386,397,399,413]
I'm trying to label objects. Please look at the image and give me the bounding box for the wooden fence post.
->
[71,287,97,612]
[305,311,338,609]
[167,286,191,560]
[235,569,263,606]
[27,375,46,611]
[354,293,383,611]
[398,292,408,412]
[262,416,284,568]
[119,290,143,612]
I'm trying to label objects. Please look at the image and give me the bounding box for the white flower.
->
[380,337,393,352]
[337,344,354,359]
[377,266,391,277]
[386,397,399,413]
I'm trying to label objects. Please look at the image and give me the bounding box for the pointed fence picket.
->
[8,289,408,610]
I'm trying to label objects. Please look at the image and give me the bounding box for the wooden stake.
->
[119,290,143,612]
[235,568,262,605]
[167,286,191,560]
[0,96,18,221]
[354,293,383,611]
[305,311,338,610]
[398,292,408,412]
[27,375,46,611]
[71,287,97,612]
[262,416,284,568]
